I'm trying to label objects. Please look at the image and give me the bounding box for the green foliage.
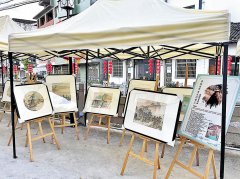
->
[22,59,29,70]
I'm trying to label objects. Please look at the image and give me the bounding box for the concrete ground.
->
[0,114,240,179]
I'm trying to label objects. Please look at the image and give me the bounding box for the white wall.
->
[109,61,127,85]
[170,59,209,87]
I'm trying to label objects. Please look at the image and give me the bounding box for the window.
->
[40,16,45,26]
[46,11,53,22]
[112,60,123,77]
[55,6,58,18]
[176,59,196,78]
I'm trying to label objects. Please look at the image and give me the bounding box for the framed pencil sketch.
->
[127,79,156,94]
[46,75,78,113]
[2,81,21,102]
[124,89,181,144]
[14,84,53,123]
[162,87,193,121]
[123,79,156,116]
[178,75,240,150]
[83,86,121,116]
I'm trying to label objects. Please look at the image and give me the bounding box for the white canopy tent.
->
[9,0,229,54]
[0,15,24,51]
[7,1,231,178]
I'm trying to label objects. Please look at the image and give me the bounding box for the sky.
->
[0,0,43,20]
[204,0,240,22]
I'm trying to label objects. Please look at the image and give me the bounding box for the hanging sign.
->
[178,75,240,150]
[217,56,221,75]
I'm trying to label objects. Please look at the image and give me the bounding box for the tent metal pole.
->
[68,57,74,124]
[9,52,17,159]
[0,51,4,91]
[220,43,228,179]
[133,59,135,79]
[84,50,89,126]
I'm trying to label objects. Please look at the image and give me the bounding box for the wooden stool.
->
[120,133,161,179]
[24,117,60,162]
[52,112,80,140]
[84,113,111,144]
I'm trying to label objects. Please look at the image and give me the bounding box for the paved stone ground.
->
[0,113,240,179]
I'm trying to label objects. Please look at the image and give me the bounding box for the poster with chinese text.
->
[178,75,240,150]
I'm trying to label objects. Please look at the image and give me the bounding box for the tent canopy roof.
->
[9,0,229,57]
[0,15,24,51]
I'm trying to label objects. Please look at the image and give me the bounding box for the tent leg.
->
[0,51,4,91]
[84,50,89,126]
[220,43,228,179]
[68,57,74,124]
[9,52,17,159]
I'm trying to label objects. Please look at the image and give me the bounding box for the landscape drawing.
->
[91,92,113,109]
[52,83,71,101]
[24,91,44,111]
[134,98,166,130]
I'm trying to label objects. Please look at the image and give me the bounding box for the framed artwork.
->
[162,87,193,121]
[123,79,156,115]
[46,75,78,113]
[2,81,21,102]
[178,75,240,150]
[14,84,53,123]
[83,86,121,116]
[124,89,181,145]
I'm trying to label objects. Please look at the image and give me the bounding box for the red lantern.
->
[156,60,160,74]
[148,59,153,74]
[28,64,33,73]
[103,61,108,75]
[72,62,78,74]
[46,62,52,74]
[108,61,112,74]
[63,56,69,60]
[13,65,18,74]
[2,64,6,74]
[227,56,232,75]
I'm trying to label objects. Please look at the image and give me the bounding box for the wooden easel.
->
[119,76,167,158]
[25,116,60,162]
[120,133,162,179]
[52,112,80,140]
[84,113,112,144]
[165,136,217,179]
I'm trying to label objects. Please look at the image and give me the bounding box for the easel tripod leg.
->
[7,114,18,146]
[161,143,166,158]
[211,152,217,179]
[26,122,34,162]
[73,113,80,140]
[48,117,60,150]
[38,121,46,143]
[204,149,214,179]
[165,138,186,179]
[120,134,135,176]
[84,114,94,140]
[153,142,160,179]
[119,128,126,146]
